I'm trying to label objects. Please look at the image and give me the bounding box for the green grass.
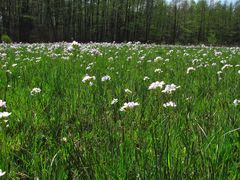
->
[0,43,240,179]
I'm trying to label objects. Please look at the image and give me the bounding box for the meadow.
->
[0,42,239,179]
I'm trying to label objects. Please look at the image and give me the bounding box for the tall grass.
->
[0,43,239,179]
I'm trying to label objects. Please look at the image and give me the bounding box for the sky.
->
[167,0,239,5]
[221,0,238,3]
[181,0,238,4]
[208,0,238,4]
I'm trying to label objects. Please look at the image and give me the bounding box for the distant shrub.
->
[1,34,12,43]
[207,32,217,46]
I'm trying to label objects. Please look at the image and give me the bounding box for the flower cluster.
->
[125,89,132,94]
[162,84,180,94]
[111,98,118,105]
[67,41,79,51]
[90,48,102,56]
[148,81,165,90]
[101,75,111,82]
[233,99,240,106]
[0,100,6,108]
[82,74,96,83]
[221,64,233,71]
[31,87,41,95]
[0,169,6,177]
[0,112,11,119]
[143,76,150,81]
[187,67,196,74]
[120,102,140,111]
[0,100,11,128]
[163,101,177,108]
[154,68,163,73]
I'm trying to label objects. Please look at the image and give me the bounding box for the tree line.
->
[0,0,240,45]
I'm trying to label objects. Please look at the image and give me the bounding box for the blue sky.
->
[168,0,239,4]
[185,0,238,4]
[209,0,238,4]
[221,0,238,3]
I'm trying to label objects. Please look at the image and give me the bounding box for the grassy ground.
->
[0,42,239,179]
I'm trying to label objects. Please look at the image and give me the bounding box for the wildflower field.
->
[0,42,240,179]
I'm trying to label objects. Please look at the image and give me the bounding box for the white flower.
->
[31,88,41,95]
[154,56,163,62]
[72,41,79,46]
[162,84,180,94]
[62,137,67,142]
[6,70,12,74]
[163,101,177,108]
[12,63,17,67]
[154,68,163,73]
[221,64,233,71]
[233,99,240,106]
[101,75,111,82]
[0,169,6,177]
[214,51,222,56]
[143,76,150,81]
[111,98,118,105]
[187,67,196,74]
[82,75,96,83]
[90,48,102,56]
[186,97,192,101]
[148,81,165,90]
[0,100,6,108]
[127,56,132,61]
[108,57,113,61]
[86,66,91,70]
[238,70,240,74]
[67,41,79,51]
[0,112,11,119]
[125,89,132,94]
[120,102,140,111]
[220,60,227,64]
[140,56,145,61]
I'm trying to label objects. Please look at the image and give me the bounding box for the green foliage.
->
[207,32,218,45]
[1,34,12,43]
[1,0,240,44]
[0,43,240,178]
